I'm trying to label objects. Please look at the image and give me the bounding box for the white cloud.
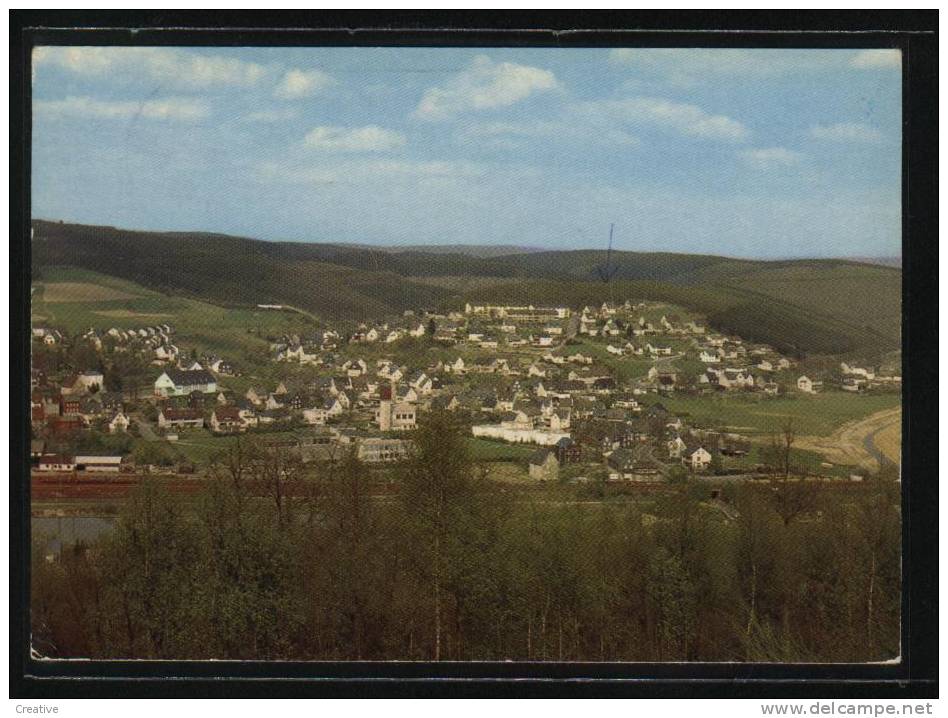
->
[33,46,267,89]
[304,125,407,152]
[579,97,749,142]
[274,69,333,99]
[739,147,805,168]
[850,49,901,70]
[415,55,558,121]
[34,95,209,121]
[809,122,884,143]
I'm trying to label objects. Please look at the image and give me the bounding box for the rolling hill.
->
[31,220,901,358]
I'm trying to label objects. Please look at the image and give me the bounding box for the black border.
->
[9,10,938,699]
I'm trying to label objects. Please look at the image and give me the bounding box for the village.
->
[29,297,902,493]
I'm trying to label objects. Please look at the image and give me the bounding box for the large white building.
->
[154,368,218,397]
[471,425,569,446]
[464,303,570,321]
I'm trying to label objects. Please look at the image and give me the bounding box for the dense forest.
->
[31,413,901,662]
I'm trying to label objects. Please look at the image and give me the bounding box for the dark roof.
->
[164,368,216,385]
[162,408,203,421]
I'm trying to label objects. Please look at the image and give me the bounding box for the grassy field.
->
[467,437,536,462]
[723,444,854,477]
[659,391,901,436]
[873,421,901,464]
[165,429,317,465]
[33,266,317,368]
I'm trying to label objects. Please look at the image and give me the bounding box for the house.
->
[210,406,245,434]
[699,349,722,364]
[108,411,130,434]
[840,362,875,380]
[722,368,755,390]
[667,434,687,459]
[607,446,660,480]
[322,396,347,418]
[154,344,180,362]
[377,399,417,431]
[431,394,459,412]
[841,377,865,392]
[797,375,822,394]
[303,406,328,425]
[684,445,714,472]
[554,436,582,464]
[154,368,218,397]
[158,407,205,430]
[528,449,560,481]
[210,358,235,375]
[408,371,433,395]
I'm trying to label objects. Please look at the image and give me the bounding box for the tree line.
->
[31,412,901,662]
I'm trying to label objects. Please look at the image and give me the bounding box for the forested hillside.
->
[31,220,901,357]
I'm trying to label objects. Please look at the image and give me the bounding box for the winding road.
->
[793,407,902,471]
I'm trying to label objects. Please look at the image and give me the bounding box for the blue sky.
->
[32,46,902,258]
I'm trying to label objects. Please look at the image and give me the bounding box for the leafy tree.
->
[395,409,499,660]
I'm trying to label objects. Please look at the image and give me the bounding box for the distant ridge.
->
[31,219,901,357]
[342,244,546,258]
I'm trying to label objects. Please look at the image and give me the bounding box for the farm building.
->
[37,454,76,472]
[74,455,124,473]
